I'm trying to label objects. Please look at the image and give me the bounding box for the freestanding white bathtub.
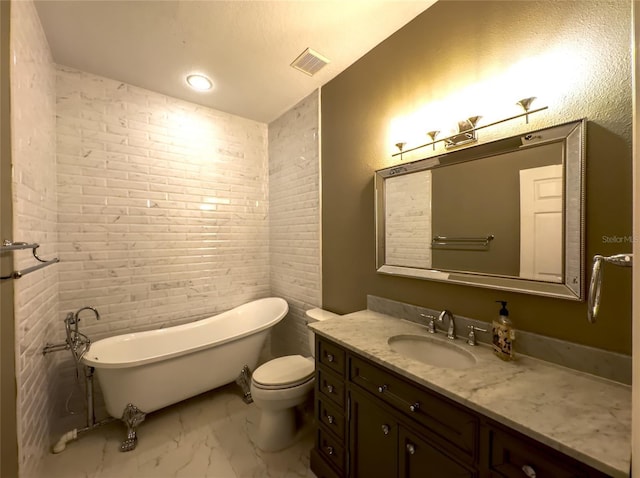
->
[83,297,288,422]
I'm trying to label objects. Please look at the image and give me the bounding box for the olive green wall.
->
[431,142,561,276]
[321,0,633,354]
[0,1,19,475]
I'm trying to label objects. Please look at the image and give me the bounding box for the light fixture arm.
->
[516,97,537,124]
[391,104,547,158]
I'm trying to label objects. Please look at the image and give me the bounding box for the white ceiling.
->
[35,1,436,123]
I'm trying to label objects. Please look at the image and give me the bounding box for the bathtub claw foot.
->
[119,403,146,452]
[120,432,137,453]
[235,365,253,404]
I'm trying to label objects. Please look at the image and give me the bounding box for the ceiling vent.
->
[290,48,330,76]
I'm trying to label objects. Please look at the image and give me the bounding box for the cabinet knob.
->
[381,424,390,435]
[409,402,420,412]
[326,446,334,456]
[327,414,335,424]
[326,353,335,362]
[406,443,416,455]
[522,465,536,478]
[377,384,388,393]
[326,384,334,393]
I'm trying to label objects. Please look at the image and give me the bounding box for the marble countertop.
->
[309,310,631,477]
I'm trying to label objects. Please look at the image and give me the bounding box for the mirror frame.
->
[375,119,586,300]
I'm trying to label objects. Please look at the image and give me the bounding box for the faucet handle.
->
[467,325,488,346]
[419,313,437,333]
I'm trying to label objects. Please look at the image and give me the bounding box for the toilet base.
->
[255,407,297,452]
[248,400,315,452]
[249,354,315,452]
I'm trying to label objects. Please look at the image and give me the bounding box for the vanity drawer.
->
[317,427,346,473]
[318,396,346,441]
[317,367,345,407]
[487,424,608,478]
[317,338,346,376]
[350,355,478,462]
[310,449,342,478]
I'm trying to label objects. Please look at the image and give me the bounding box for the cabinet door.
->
[350,391,398,478]
[400,427,477,478]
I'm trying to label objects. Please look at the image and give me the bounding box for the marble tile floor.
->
[38,384,317,478]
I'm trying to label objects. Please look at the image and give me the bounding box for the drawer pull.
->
[522,465,536,478]
[406,443,416,455]
[376,383,421,414]
[326,446,335,456]
[327,414,335,424]
[381,424,390,435]
[326,353,335,362]
[326,384,334,393]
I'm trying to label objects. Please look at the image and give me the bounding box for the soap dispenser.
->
[492,301,515,361]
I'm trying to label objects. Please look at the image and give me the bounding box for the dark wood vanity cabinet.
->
[349,389,398,478]
[311,336,612,478]
[350,389,476,478]
[484,422,610,478]
[310,338,348,478]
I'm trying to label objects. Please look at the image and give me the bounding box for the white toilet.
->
[250,308,337,452]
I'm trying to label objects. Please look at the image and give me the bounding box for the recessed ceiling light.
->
[186,74,213,91]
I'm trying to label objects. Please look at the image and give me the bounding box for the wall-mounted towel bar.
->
[0,240,60,280]
[432,235,494,249]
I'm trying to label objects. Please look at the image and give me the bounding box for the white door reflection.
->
[519,164,563,281]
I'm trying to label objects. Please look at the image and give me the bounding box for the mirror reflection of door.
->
[519,164,563,281]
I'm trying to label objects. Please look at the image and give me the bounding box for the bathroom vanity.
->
[309,310,630,478]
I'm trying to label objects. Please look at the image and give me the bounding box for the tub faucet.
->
[44,306,100,361]
[64,306,100,362]
[74,306,100,324]
[66,306,99,336]
[438,310,456,340]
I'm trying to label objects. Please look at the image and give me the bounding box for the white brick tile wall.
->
[268,91,322,357]
[385,170,432,268]
[56,67,270,339]
[10,1,59,476]
[53,67,272,431]
[11,6,322,468]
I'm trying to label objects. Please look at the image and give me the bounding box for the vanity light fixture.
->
[426,131,439,150]
[186,74,213,91]
[516,97,537,124]
[391,97,548,158]
[444,116,482,149]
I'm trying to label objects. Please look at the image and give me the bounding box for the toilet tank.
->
[305,308,340,357]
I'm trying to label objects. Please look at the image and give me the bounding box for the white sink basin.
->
[388,334,477,370]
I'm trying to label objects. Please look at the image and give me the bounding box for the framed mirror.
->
[375,119,585,300]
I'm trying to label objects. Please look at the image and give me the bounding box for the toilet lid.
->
[252,355,314,388]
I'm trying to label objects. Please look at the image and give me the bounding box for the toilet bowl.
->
[250,307,338,452]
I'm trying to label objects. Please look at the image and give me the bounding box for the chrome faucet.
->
[74,305,101,324]
[63,306,100,361]
[44,306,101,362]
[419,313,437,333]
[65,306,99,338]
[438,310,456,340]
